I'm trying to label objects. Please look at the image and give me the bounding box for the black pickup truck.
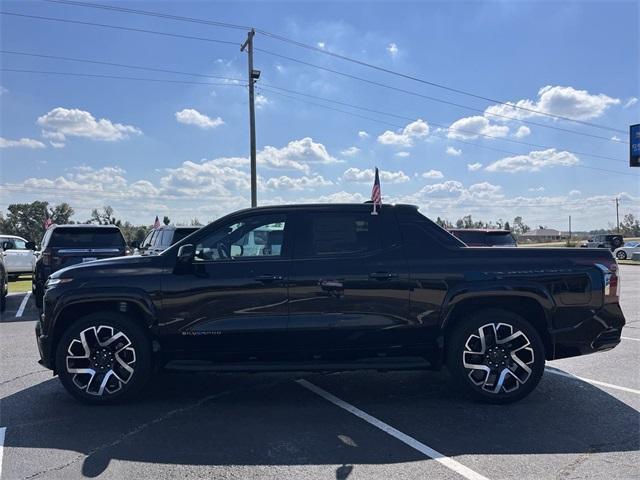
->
[36,204,625,404]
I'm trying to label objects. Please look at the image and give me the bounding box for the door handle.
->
[255,274,283,282]
[369,272,397,280]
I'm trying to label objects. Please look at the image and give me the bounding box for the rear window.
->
[172,228,198,245]
[49,228,125,248]
[484,232,516,246]
[302,213,380,257]
[451,231,486,245]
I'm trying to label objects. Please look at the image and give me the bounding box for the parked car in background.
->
[581,234,624,251]
[0,235,36,278]
[136,226,200,256]
[0,248,7,312]
[613,241,640,260]
[36,203,624,405]
[33,224,127,308]
[449,229,517,247]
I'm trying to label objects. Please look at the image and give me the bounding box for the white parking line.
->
[546,368,640,395]
[15,292,31,318]
[297,379,491,480]
[0,427,5,479]
[621,336,640,342]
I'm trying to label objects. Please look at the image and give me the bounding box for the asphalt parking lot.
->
[0,267,638,480]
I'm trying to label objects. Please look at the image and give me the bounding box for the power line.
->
[42,0,625,134]
[258,86,638,179]
[258,84,628,164]
[257,50,627,145]
[0,11,240,46]
[0,50,244,81]
[4,10,626,144]
[44,0,251,30]
[0,68,245,87]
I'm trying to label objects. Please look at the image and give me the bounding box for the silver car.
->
[0,235,36,279]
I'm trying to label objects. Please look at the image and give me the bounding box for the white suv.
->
[0,235,36,278]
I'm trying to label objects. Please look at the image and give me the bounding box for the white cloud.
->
[395,151,410,158]
[387,42,399,57]
[265,175,333,191]
[484,85,620,121]
[485,148,579,173]
[37,107,141,142]
[623,97,638,109]
[514,125,531,138]
[50,141,65,149]
[259,137,340,174]
[175,108,224,129]
[342,168,409,184]
[358,130,370,139]
[0,86,8,96]
[528,186,545,192]
[378,119,429,147]
[340,146,360,157]
[0,137,46,149]
[467,162,483,171]
[422,169,444,179]
[317,42,326,49]
[255,94,270,109]
[569,189,581,196]
[446,146,462,156]
[447,115,509,140]
[611,136,621,141]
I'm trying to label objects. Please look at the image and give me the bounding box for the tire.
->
[1,291,6,313]
[616,250,627,260]
[611,237,623,249]
[55,312,152,404]
[446,309,545,404]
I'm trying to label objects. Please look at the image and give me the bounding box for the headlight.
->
[45,278,73,288]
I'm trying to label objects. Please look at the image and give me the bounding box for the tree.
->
[512,216,530,236]
[435,216,452,229]
[51,202,74,225]
[119,221,149,245]
[0,201,74,243]
[163,216,171,226]
[89,206,121,226]
[620,213,640,237]
[190,218,203,226]
[504,221,511,231]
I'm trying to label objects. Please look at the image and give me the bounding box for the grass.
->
[8,275,32,294]
[618,259,640,266]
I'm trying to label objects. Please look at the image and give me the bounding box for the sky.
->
[0,0,638,231]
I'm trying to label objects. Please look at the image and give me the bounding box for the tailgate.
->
[52,247,124,270]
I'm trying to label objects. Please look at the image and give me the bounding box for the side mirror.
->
[230,244,244,257]
[177,244,195,262]
[26,241,36,251]
[2,241,12,251]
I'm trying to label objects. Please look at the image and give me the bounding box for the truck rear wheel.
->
[55,312,152,404]
[446,309,545,404]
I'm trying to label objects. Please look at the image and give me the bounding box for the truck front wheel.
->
[446,309,545,404]
[55,312,152,404]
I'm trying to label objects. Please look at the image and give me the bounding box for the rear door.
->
[287,207,411,361]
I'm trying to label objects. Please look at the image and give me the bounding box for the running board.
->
[164,357,433,373]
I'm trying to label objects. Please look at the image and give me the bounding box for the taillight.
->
[596,262,619,303]
[41,252,51,266]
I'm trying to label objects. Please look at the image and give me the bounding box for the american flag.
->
[371,167,382,207]
[153,215,161,229]
[43,215,53,230]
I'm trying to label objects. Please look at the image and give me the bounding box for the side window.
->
[194,214,287,261]
[306,213,380,257]
[13,239,28,250]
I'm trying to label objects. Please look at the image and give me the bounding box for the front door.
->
[287,207,411,361]
[160,213,291,361]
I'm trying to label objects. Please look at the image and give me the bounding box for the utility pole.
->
[615,197,620,233]
[241,29,260,207]
[568,215,571,246]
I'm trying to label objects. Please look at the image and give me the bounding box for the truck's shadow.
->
[2,369,638,478]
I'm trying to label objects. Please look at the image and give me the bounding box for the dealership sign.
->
[632,123,640,167]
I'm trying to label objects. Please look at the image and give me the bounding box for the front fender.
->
[48,286,158,331]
